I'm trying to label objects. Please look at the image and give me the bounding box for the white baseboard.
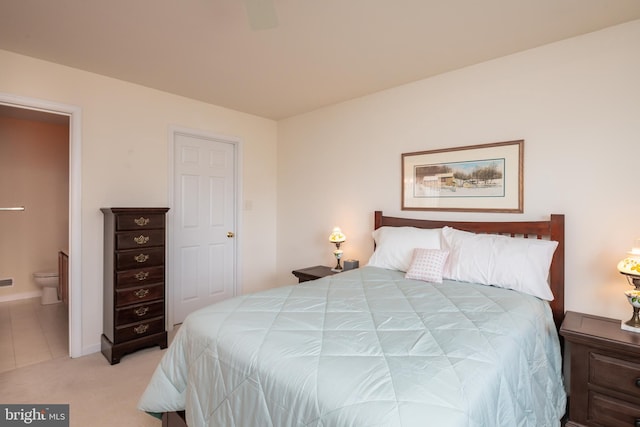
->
[81,344,101,357]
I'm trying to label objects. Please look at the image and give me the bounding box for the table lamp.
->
[618,239,640,332]
[329,227,346,272]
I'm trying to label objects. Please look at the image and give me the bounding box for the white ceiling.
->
[2,1,640,120]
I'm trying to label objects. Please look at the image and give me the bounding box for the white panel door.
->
[173,132,236,324]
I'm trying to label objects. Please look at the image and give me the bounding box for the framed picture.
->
[402,140,523,212]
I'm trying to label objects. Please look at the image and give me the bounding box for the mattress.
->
[138,266,566,426]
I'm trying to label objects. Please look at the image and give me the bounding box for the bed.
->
[139,211,566,427]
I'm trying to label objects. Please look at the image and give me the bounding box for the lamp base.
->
[622,305,640,333]
[621,321,640,333]
[332,247,343,273]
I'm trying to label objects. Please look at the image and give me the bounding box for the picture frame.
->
[401,140,523,213]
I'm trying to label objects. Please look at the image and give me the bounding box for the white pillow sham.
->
[441,226,558,301]
[367,226,442,272]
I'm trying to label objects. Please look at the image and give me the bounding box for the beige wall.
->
[0,116,69,298]
[0,49,278,355]
[277,20,640,321]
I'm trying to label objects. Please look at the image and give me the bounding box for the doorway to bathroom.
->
[0,98,80,368]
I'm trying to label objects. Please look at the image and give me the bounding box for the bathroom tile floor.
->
[0,297,68,374]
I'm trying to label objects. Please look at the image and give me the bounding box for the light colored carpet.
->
[0,344,168,426]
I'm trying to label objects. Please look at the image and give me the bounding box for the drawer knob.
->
[134,217,150,226]
[134,324,149,334]
[134,288,149,298]
[134,253,150,263]
[636,378,640,388]
[134,235,150,245]
[135,271,149,281]
[134,306,149,317]
[635,419,640,427]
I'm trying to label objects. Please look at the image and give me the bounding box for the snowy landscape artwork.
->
[413,158,505,198]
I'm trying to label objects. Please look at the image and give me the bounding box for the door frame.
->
[167,126,243,329]
[0,92,83,358]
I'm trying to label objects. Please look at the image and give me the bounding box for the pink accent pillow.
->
[405,248,449,283]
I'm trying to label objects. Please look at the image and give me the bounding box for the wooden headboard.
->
[374,211,565,329]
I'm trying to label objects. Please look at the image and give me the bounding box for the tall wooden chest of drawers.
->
[101,207,169,364]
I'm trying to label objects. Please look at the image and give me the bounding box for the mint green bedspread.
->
[138,266,566,426]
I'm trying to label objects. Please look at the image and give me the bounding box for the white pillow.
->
[367,226,442,272]
[405,248,449,283]
[441,226,558,300]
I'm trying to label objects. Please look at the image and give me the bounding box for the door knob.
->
[227,231,235,238]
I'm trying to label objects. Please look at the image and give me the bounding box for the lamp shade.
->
[618,240,640,277]
[329,227,346,243]
[618,256,640,277]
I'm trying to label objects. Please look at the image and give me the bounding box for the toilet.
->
[33,272,60,305]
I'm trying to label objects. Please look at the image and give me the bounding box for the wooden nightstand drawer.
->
[589,391,640,426]
[590,352,640,398]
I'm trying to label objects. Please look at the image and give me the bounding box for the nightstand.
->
[560,311,640,427]
[291,265,337,283]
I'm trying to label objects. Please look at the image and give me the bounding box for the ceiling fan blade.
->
[243,0,279,30]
